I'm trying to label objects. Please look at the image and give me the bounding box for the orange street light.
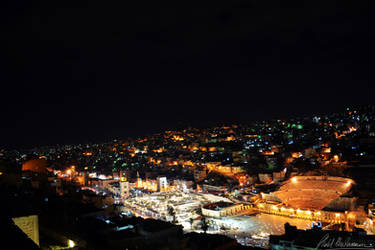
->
[333,155,339,162]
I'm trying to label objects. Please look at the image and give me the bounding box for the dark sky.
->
[1,2,375,148]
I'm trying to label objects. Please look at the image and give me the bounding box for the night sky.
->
[1,2,375,148]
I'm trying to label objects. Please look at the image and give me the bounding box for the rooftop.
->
[203,202,235,211]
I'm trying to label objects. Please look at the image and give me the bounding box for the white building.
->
[157,176,168,192]
[120,179,130,198]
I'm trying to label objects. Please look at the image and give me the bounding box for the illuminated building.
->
[194,169,207,182]
[173,179,194,192]
[274,176,355,211]
[22,159,47,173]
[201,202,249,217]
[120,178,130,198]
[291,152,302,158]
[256,176,358,225]
[136,171,142,188]
[369,203,375,218]
[259,173,272,183]
[157,176,168,192]
[205,162,245,177]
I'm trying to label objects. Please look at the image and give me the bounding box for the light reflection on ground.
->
[207,214,313,247]
[222,213,313,235]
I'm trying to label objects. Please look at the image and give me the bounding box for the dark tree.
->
[201,217,208,233]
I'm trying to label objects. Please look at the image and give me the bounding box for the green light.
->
[297,125,303,129]
[291,124,296,128]
[257,135,261,138]
[267,162,275,170]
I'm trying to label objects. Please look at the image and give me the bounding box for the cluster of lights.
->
[257,203,328,220]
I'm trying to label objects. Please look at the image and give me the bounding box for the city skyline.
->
[1,103,375,248]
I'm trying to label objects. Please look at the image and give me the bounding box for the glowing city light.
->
[291,177,297,183]
[68,239,75,248]
[333,155,339,162]
[335,213,340,218]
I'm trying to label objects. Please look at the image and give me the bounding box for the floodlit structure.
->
[273,176,355,210]
[120,178,130,198]
[202,202,249,217]
[157,176,168,192]
[123,192,232,225]
[256,176,357,224]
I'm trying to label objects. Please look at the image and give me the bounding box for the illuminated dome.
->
[274,176,353,210]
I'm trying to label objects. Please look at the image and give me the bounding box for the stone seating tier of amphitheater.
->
[273,176,353,210]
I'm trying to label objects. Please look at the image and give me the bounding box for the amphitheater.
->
[273,176,354,210]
